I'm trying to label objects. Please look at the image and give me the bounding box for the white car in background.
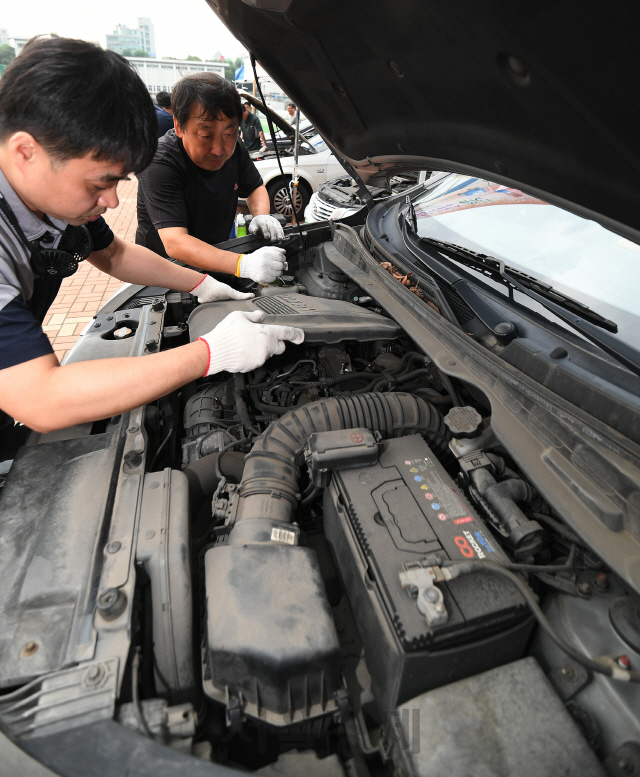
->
[239,92,345,218]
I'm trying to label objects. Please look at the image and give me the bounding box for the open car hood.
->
[208,0,640,242]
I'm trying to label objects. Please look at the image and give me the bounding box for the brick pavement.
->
[43,176,139,362]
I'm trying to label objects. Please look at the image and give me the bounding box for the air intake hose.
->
[232,392,451,534]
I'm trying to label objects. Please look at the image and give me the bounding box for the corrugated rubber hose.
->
[233,392,452,528]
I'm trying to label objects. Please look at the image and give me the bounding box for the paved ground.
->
[43,176,139,362]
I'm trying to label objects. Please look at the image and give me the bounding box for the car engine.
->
[0,224,637,777]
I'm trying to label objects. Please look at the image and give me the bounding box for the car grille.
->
[313,196,338,221]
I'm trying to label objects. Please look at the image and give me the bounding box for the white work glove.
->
[190,274,254,303]
[237,246,287,284]
[198,310,305,375]
[248,214,285,242]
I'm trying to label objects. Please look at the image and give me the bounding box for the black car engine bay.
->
[0,218,638,777]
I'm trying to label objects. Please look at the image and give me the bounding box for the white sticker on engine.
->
[271,527,296,545]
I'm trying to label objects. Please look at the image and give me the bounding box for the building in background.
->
[107,17,156,58]
[136,18,155,58]
[126,57,225,98]
[7,37,28,56]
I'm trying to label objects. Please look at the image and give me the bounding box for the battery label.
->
[401,454,499,561]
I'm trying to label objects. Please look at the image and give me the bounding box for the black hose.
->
[233,392,451,530]
[233,374,260,435]
[470,468,542,550]
[183,451,246,513]
[526,511,585,546]
[410,388,453,404]
[249,388,292,416]
[394,368,433,385]
[438,371,461,406]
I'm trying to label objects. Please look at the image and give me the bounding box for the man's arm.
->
[158,228,241,275]
[0,309,304,434]
[0,343,210,433]
[160,185,273,265]
[246,185,271,217]
[88,235,206,291]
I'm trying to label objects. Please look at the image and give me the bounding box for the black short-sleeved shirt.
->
[135,130,263,258]
[240,112,263,152]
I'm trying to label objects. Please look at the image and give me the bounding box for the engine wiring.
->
[435,556,640,683]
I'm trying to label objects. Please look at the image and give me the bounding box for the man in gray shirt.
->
[0,37,302,442]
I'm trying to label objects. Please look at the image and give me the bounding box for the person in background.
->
[0,38,303,441]
[240,101,266,153]
[155,91,174,138]
[286,102,298,129]
[136,73,285,283]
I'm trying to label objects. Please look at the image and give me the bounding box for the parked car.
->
[2,2,640,777]
[239,92,346,218]
[304,171,438,222]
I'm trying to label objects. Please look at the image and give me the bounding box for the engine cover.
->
[323,434,533,716]
[187,294,402,344]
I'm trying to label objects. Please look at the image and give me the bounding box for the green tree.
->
[121,48,134,57]
[162,56,178,60]
[132,48,149,58]
[0,44,16,66]
[186,55,202,61]
[224,59,237,81]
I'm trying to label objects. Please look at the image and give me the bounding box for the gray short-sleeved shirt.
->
[0,168,67,314]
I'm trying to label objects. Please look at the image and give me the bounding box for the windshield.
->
[308,133,328,152]
[411,174,640,349]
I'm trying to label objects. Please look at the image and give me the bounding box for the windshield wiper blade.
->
[403,196,418,234]
[420,237,617,333]
[419,237,640,378]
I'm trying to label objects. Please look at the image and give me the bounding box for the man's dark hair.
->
[286,103,296,110]
[172,73,242,129]
[0,36,157,173]
[156,91,171,109]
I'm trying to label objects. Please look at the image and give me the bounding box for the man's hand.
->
[199,310,304,375]
[249,214,285,242]
[190,274,254,303]
[238,246,287,284]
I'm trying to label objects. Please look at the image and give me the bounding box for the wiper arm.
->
[403,196,418,234]
[419,237,617,332]
[420,237,640,378]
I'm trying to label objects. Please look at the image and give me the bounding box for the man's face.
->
[175,104,239,172]
[16,146,129,225]
[242,105,250,120]
[287,105,295,118]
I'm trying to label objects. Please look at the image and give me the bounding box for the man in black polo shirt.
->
[0,38,303,441]
[136,73,286,282]
[240,102,266,153]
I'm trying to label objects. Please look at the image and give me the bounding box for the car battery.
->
[323,434,533,717]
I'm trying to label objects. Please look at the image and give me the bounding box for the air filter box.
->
[323,434,533,716]
[203,544,341,726]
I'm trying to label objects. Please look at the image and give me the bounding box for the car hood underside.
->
[208,0,640,243]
